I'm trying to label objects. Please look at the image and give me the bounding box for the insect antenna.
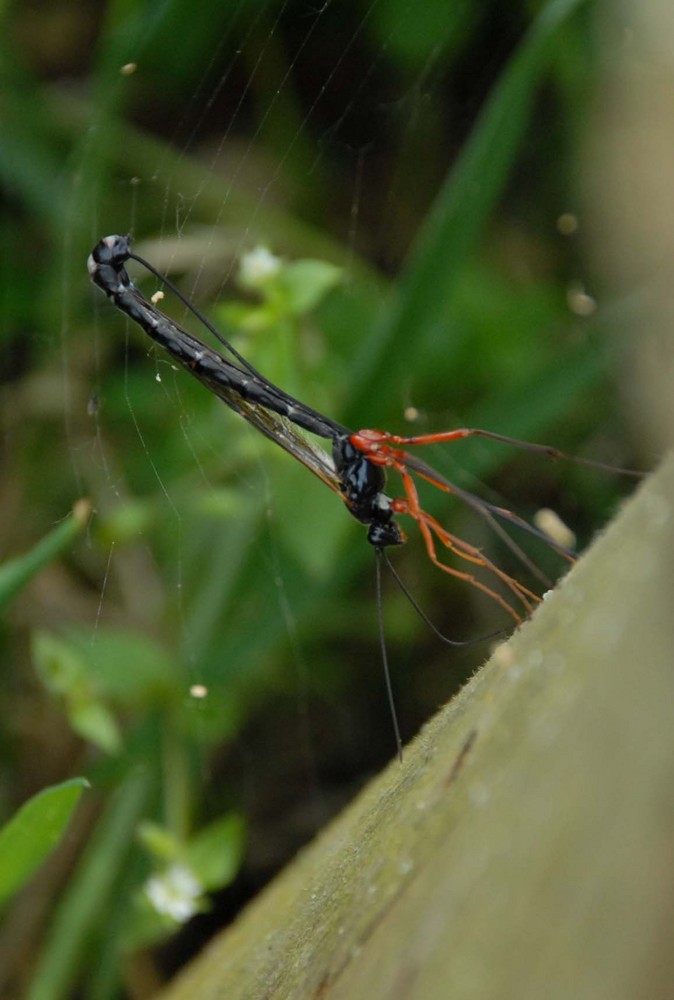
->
[375,548,512,761]
[375,549,403,763]
[379,549,510,648]
[127,248,267,382]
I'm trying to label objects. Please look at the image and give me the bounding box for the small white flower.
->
[145,864,202,922]
[239,246,281,288]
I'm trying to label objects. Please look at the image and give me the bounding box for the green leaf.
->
[33,629,175,753]
[27,771,150,1000]
[137,820,183,863]
[0,500,91,610]
[277,259,343,316]
[96,497,156,546]
[36,627,182,708]
[184,813,246,892]
[69,700,122,755]
[66,629,181,706]
[125,863,206,952]
[32,630,88,696]
[124,889,182,952]
[0,779,88,912]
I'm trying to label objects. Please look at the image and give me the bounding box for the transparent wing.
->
[202,377,343,496]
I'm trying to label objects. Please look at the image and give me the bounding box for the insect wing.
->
[392,448,577,562]
[204,382,344,497]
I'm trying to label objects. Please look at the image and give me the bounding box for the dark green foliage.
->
[0,1,639,995]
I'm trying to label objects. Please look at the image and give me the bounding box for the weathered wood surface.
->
[158,457,674,1000]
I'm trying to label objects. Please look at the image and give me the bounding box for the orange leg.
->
[352,426,562,459]
[392,465,539,622]
[354,433,577,570]
[352,430,575,617]
[386,449,576,568]
[352,426,642,479]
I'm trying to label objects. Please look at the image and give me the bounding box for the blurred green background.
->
[0,0,646,996]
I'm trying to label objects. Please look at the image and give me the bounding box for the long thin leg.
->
[354,426,561,457]
[352,427,643,477]
[389,451,574,579]
[392,466,538,622]
[355,432,580,575]
[375,551,403,762]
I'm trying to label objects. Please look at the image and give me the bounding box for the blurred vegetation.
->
[0,0,645,996]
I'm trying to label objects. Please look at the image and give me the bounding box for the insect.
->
[88,234,639,756]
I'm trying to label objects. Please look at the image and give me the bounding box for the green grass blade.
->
[27,770,150,1000]
[0,779,88,913]
[0,500,91,610]
[345,0,589,424]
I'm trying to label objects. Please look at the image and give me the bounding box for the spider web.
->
[75,1,493,947]
[79,0,503,781]
[0,0,640,992]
